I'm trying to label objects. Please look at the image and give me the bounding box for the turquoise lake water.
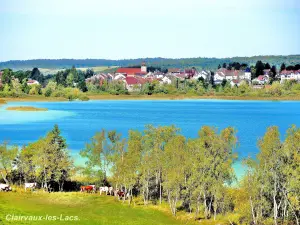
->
[1,99,300,178]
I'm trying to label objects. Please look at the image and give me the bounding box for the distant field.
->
[77,66,118,73]
[0,192,187,225]
[38,66,117,75]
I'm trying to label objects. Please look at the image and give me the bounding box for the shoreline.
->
[2,94,300,103]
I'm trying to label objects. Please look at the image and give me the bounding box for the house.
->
[244,68,252,80]
[252,75,269,85]
[125,77,142,92]
[192,70,211,81]
[280,70,300,83]
[116,62,147,77]
[168,68,181,75]
[27,79,40,85]
[161,76,172,85]
[214,68,251,84]
[86,73,113,85]
[184,68,197,78]
[114,74,126,81]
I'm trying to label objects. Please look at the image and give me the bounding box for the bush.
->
[44,88,52,97]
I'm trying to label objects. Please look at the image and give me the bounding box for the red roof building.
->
[125,77,140,85]
[116,63,147,77]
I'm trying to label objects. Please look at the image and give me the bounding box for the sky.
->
[0,0,299,61]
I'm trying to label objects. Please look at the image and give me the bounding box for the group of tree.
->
[0,124,299,224]
[242,126,300,225]
[80,125,238,220]
[0,125,74,191]
[0,67,92,100]
[218,62,248,71]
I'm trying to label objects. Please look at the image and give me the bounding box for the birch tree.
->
[0,142,18,184]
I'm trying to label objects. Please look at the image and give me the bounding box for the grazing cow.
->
[114,189,125,199]
[108,187,113,195]
[87,185,96,193]
[99,186,108,195]
[0,183,12,192]
[117,190,125,198]
[25,183,37,192]
[80,185,94,193]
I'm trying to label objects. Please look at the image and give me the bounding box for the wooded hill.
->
[1,55,300,70]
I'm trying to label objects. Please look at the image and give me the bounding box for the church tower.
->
[141,61,147,73]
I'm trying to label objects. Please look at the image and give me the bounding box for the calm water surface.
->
[1,99,300,177]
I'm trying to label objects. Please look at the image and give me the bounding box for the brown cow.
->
[80,185,94,193]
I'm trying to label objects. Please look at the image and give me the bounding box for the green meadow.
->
[0,192,190,225]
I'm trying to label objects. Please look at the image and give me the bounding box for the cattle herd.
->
[80,185,127,199]
[0,183,127,199]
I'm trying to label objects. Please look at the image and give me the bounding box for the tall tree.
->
[30,68,44,84]
[258,126,283,225]
[280,63,286,72]
[163,135,186,216]
[0,142,18,184]
[265,63,271,70]
[255,61,265,77]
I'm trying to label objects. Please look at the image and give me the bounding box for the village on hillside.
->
[1,61,300,94]
[80,62,300,92]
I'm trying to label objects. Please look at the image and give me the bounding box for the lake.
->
[1,99,300,178]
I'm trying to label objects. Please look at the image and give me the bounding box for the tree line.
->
[1,55,299,70]
[0,124,299,224]
[0,67,92,100]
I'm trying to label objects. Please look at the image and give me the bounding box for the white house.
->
[192,70,211,81]
[161,76,172,84]
[280,70,300,83]
[252,75,269,85]
[27,80,40,85]
[214,68,251,84]
[114,74,126,81]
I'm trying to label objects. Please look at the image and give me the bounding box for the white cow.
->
[0,183,12,191]
[99,186,109,195]
[108,187,113,195]
[25,183,37,192]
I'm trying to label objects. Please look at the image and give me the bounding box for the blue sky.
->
[0,0,299,61]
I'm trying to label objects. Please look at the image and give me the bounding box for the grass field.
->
[77,66,117,73]
[38,67,117,75]
[0,192,191,225]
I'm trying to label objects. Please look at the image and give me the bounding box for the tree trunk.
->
[204,193,208,219]
[159,180,162,205]
[273,174,278,225]
[0,171,9,184]
[250,196,257,225]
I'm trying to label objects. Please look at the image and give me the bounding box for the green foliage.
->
[0,142,18,184]
[240,126,300,225]
[16,125,73,191]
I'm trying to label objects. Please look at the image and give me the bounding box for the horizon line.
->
[1,54,300,63]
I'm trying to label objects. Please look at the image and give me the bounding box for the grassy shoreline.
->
[6,106,48,111]
[1,94,300,103]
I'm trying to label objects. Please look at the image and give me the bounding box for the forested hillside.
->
[1,55,300,70]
